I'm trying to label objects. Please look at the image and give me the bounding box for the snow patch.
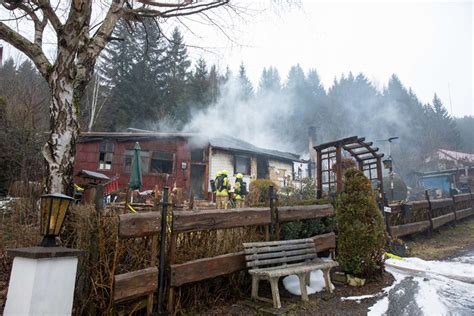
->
[282,270,333,296]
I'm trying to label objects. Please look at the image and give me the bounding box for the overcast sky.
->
[182,0,473,117]
[1,0,472,117]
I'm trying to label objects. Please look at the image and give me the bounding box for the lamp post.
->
[40,193,74,247]
[4,193,80,315]
[377,137,398,201]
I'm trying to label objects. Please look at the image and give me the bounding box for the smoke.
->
[182,78,296,153]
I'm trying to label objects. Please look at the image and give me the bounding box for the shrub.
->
[246,179,277,206]
[280,217,336,240]
[280,177,317,202]
[335,169,387,279]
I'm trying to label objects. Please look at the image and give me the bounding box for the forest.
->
[0,21,473,195]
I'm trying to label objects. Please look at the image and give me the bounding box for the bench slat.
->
[250,260,338,278]
[243,238,314,248]
[244,242,315,255]
[247,253,317,268]
[245,248,315,261]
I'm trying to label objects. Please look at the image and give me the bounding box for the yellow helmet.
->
[221,170,229,176]
[235,173,243,179]
[215,171,222,177]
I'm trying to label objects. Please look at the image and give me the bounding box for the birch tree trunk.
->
[43,73,79,194]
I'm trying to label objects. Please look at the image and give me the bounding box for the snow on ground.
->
[367,254,474,315]
[282,270,334,296]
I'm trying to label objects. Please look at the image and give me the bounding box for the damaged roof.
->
[79,131,300,162]
[207,136,300,162]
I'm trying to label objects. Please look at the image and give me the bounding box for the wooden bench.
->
[243,238,338,309]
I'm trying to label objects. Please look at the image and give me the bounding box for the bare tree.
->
[0,0,231,194]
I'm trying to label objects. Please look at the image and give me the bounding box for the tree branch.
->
[0,22,51,79]
[34,0,63,32]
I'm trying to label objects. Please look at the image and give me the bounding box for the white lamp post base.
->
[4,247,82,316]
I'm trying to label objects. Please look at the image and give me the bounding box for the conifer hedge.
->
[335,169,387,279]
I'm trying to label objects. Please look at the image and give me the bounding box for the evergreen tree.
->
[238,63,254,101]
[336,169,386,278]
[258,66,281,94]
[456,116,474,153]
[208,65,220,104]
[99,19,168,130]
[163,27,191,124]
[189,58,211,109]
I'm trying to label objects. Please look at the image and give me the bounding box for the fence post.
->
[382,193,392,238]
[269,186,275,241]
[452,194,457,225]
[157,187,169,313]
[425,190,434,233]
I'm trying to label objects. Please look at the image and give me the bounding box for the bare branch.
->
[0,22,51,79]
[34,0,63,32]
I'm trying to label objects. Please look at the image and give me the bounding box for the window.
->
[123,150,150,173]
[150,151,174,174]
[191,148,204,162]
[234,155,251,175]
[99,143,114,170]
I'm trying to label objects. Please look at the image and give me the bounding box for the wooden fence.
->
[114,201,336,314]
[388,193,474,238]
[110,192,474,314]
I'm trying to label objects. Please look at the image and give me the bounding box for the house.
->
[74,131,301,200]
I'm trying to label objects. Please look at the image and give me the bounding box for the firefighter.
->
[215,170,230,209]
[233,173,247,208]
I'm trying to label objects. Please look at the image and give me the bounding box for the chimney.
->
[308,126,317,178]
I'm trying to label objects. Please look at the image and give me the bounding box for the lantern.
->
[40,193,74,247]
[383,158,393,170]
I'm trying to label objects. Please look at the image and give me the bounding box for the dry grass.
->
[406,217,474,260]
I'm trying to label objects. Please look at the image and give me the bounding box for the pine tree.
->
[98,19,168,130]
[163,27,191,124]
[258,66,281,94]
[238,63,254,101]
[189,58,211,109]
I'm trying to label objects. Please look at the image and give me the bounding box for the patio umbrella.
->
[129,142,142,190]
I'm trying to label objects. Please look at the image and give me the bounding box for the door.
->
[257,156,269,179]
[190,164,206,199]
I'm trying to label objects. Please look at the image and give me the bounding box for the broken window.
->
[123,150,150,173]
[99,143,114,170]
[234,155,251,175]
[150,151,174,174]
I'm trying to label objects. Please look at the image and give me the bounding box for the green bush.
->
[280,217,336,240]
[335,169,387,279]
[247,179,277,206]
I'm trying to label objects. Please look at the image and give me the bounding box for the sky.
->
[1,0,472,117]
[180,0,473,117]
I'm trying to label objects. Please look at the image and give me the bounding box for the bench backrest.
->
[243,238,317,270]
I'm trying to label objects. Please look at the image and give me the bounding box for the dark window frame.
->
[98,142,114,170]
[234,155,251,175]
[150,151,175,175]
[123,149,151,174]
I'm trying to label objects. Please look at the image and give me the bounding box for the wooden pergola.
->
[314,136,384,197]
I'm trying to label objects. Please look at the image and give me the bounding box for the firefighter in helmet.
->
[215,170,230,209]
[233,173,247,208]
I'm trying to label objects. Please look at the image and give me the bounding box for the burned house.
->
[74,131,300,200]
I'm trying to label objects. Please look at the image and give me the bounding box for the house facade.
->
[74,132,300,200]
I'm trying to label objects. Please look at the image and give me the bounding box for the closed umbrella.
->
[129,142,142,190]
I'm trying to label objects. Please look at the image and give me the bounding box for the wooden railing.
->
[114,200,335,315]
[110,191,474,314]
[388,193,474,238]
